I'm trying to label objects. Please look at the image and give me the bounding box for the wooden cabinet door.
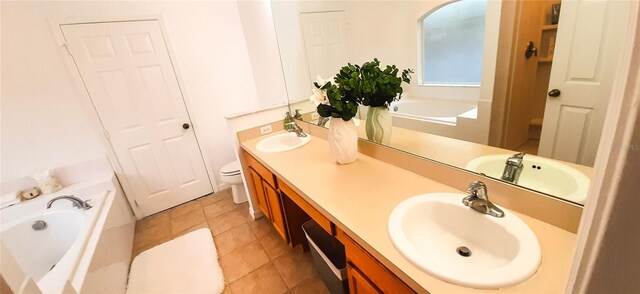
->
[248,167,270,218]
[348,265,381,294]
[263,181,288,242]
[337,229,415,294]
[243,151,276,187]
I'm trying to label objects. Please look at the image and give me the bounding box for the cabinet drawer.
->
[243,151,276,188]
[336,228,415,294]
[278,178,332,235]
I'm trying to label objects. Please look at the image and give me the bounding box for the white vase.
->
[365,106,392,144]
[328,118,358,164]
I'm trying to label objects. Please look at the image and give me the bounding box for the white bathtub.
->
[390,99,478,125]
[1,193,105,293]
[1,175,135,294]
[386,98,489,144]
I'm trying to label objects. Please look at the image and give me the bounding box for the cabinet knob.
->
[182,123,190,130]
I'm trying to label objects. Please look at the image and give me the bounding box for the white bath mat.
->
[126,228,224,294]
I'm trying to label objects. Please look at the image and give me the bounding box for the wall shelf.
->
[538,57,554,63]
[530,118,544,127]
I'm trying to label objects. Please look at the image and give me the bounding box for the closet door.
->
[62,20,212,216]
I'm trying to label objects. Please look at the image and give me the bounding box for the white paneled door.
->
[538,0,630,166]
[300,11,350,81]
[61,21,212,216]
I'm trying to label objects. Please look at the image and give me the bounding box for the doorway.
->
[501,0,559,155]
[500,0,628,166]
[61,20,213,216]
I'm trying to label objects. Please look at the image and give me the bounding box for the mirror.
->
[272,0,631,205]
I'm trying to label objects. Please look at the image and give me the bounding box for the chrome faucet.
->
[501,152,525,184]
[284,112,307,137]
[46,195,92,210]
[316,116,330,127]
[287,122,307,137]
[462,181,504,218]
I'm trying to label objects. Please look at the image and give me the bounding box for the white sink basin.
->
[256,132,311,153]
[388,193,541,289]
[465,154,590,204]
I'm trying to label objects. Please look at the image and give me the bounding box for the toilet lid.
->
[220,160,241,175]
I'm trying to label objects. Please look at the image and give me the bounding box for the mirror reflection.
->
[273,0,631,205]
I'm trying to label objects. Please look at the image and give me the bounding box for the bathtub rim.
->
[0,191,108,293]
[71,190,116,292]
[391,111,458,126]
[389,98,480,125]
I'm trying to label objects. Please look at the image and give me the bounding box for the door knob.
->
[525,41,538,59]
[182,123,190,130]
[548,89,561,97]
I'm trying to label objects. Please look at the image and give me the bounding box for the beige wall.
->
[272,1,502,102]
[235,0,289,112]
[568,2,640,291]
[271,0,502,144]
[582,110,640,292]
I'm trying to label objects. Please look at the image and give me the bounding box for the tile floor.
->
[132,189,330,294]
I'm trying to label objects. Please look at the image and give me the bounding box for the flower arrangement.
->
[310,59,413,117]
[309,59,411,164]
[336,58,413,108]
[309,76,359,121]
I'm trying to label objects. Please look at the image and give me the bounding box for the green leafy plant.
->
[335,58,413,108]
[310,59,412,121]
[310,78,359,121]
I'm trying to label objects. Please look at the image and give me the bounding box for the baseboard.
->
[217,183,230,192]
[249,206,264,220]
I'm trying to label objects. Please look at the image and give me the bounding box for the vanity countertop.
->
[240,132,577,293]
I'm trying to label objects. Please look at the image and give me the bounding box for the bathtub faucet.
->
[46,195,92,210]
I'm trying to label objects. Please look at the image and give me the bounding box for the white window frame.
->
[416,0,485,88]
[413,0,501,101]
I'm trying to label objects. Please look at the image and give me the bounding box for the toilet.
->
[219,160,248,204]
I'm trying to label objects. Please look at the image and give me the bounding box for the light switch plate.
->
[311,112,320,120]
[259,124,272,135]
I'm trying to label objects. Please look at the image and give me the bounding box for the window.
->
[421,0,487,86]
